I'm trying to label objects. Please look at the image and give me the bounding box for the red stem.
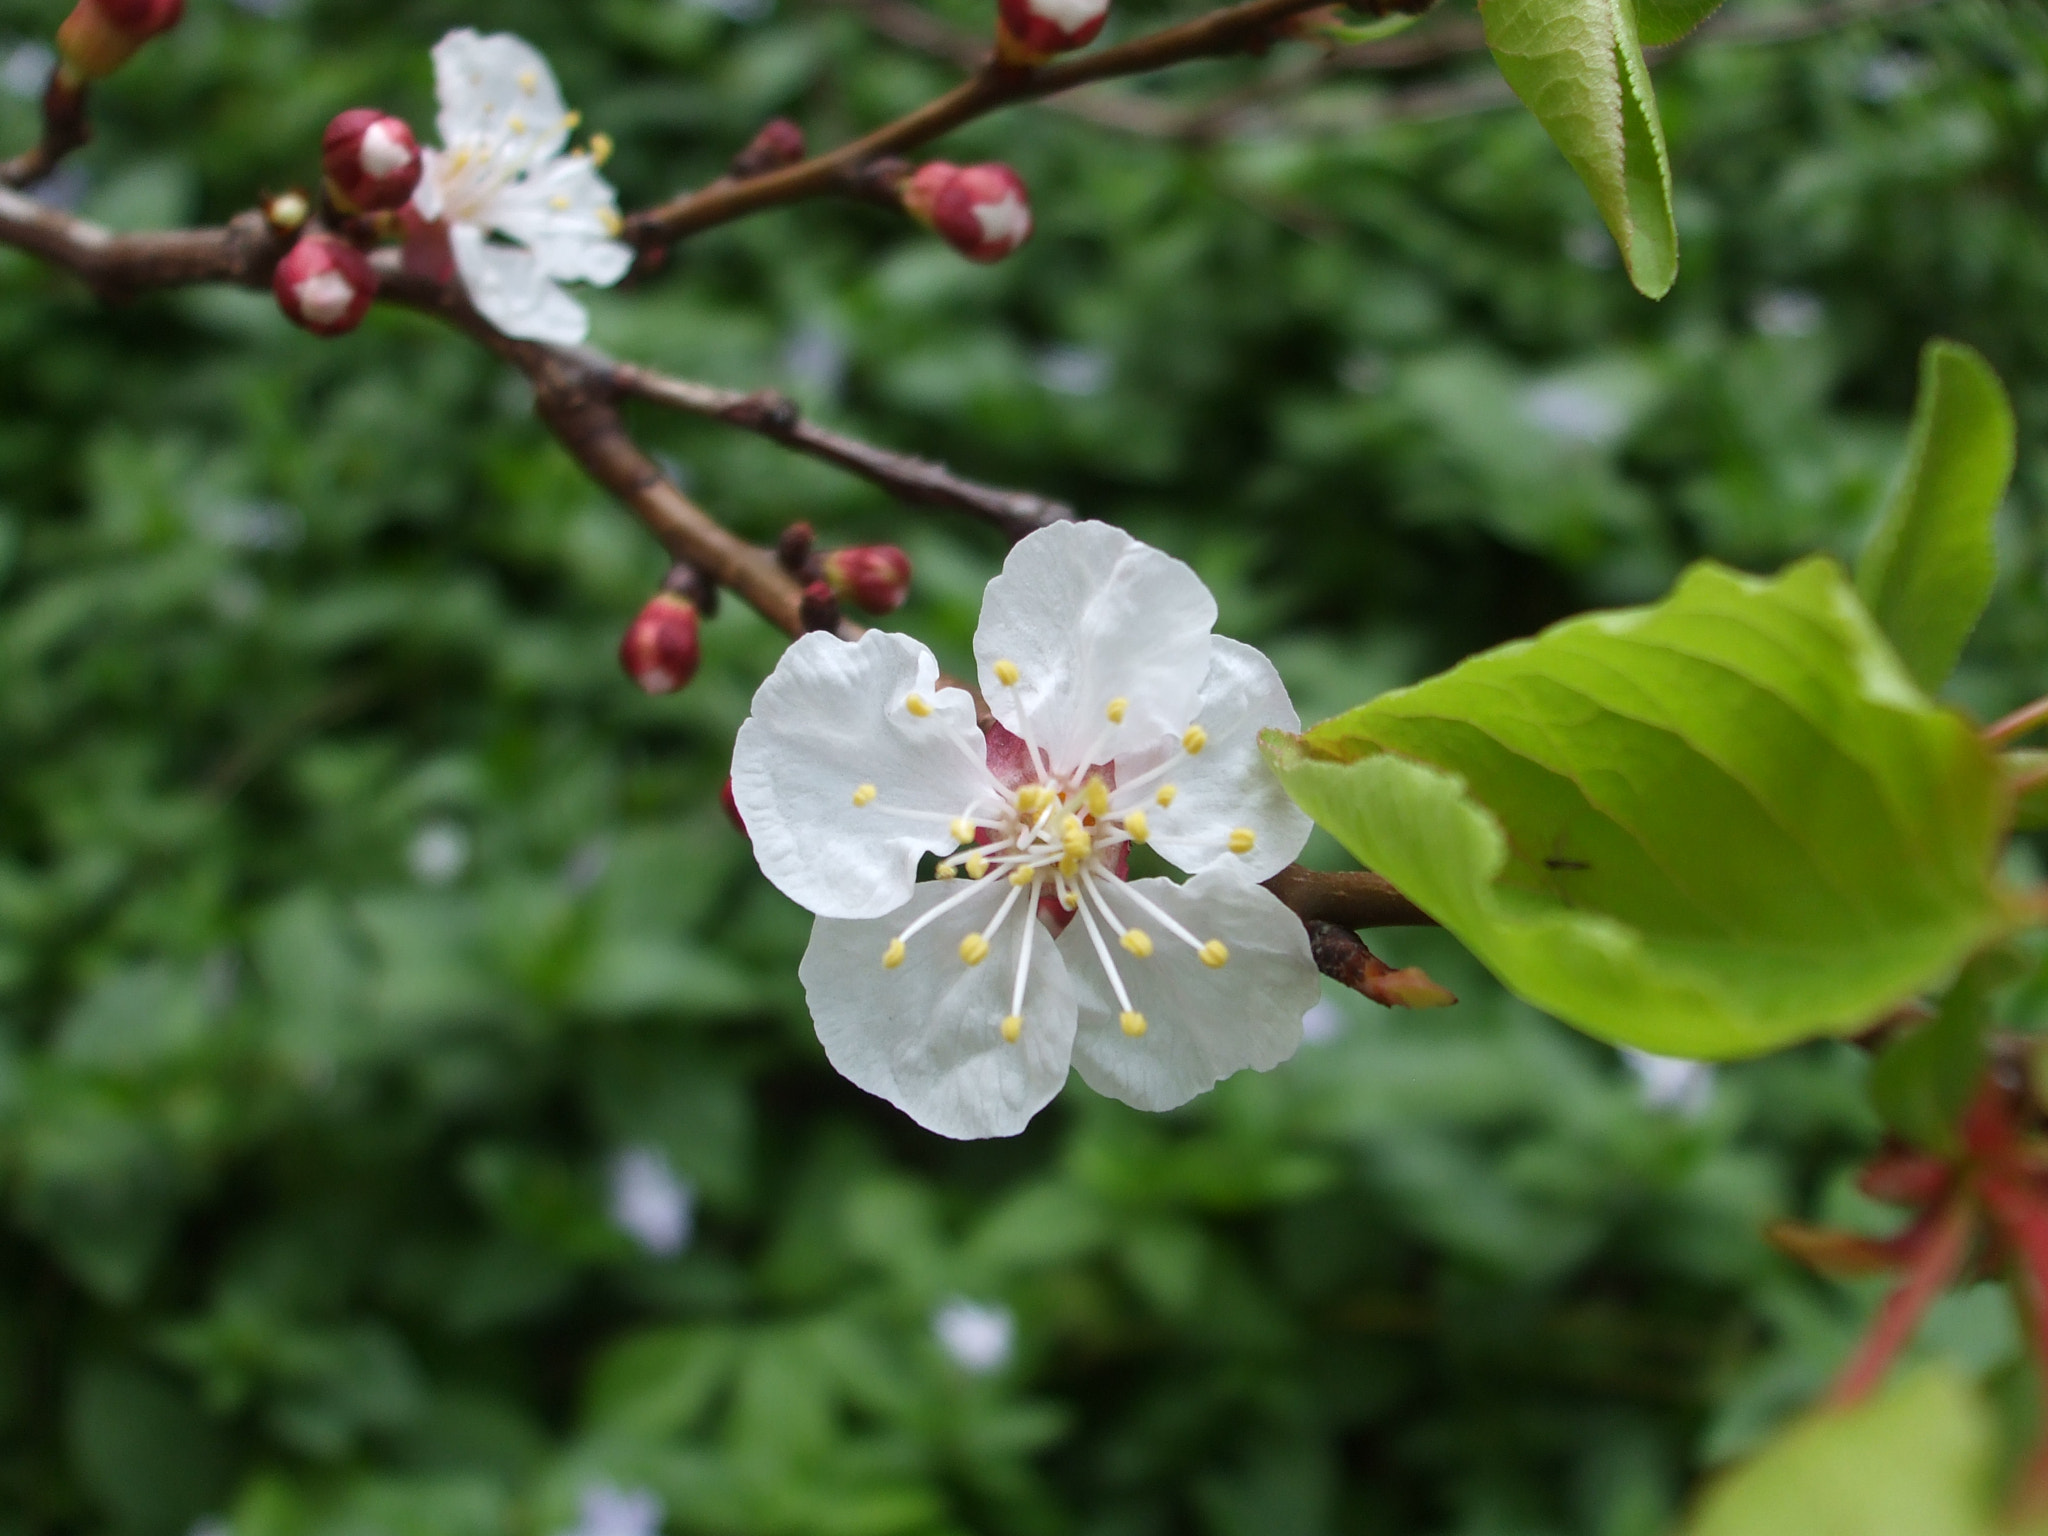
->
[1826,1198,1976,1409]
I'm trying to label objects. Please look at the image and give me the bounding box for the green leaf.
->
[1868,951,2011,1154]
[1481,0,1678,297]
[1856,340,2016,691]
[1685,1367,1992,1536]
[1634,0,1724,46]
[1266,558,2014,1058]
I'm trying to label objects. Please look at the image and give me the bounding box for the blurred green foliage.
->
[1,0,2046,1530]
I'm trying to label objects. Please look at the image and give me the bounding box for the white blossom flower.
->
[413,29,632,346]
[933,1298,1015,1373]
[731,520,1320,1139]
[608,1145,694,1256]
[1620,1047,1715,1117]
[559,1483,663,1536]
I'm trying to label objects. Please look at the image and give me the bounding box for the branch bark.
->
[0,70,89,192]
[611,365,1072,538]
[1263,864,1434,928]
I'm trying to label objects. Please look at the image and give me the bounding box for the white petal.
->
[731,630,996,920]
[1061,866,1318,1112]
[972,521,1216,772]
[1142,637,1313,882]
[450,224,591,345]
[490,157,633,287]
[432,29,572,164]
[801,887,1077,1140]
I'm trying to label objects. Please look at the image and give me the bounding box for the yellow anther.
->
[1060,888,1079,910]
[1183,725,1208,755]
[599,208,624,237]
[935,862,958,881]
[1120,1011,1148,1038]
[959,933,990,966]
[1009,866,1034,888]
[518,69,539,93]
[883,939,906,969]
[1083,778,1110,818]
[950,817,975,844]
[590,131,613,166]
[906,693,932,718]
[564,110,584,130]
[1001,1014,1023,1043]
[509,114,528,135]
[551,195,572,211]
[1061,815,1090,857]
[994,659,1021,686]
[852,784,877,807]
[1229,828,1257,855]
[1124,810,1150,844]
[1199,940,1229,969]
[1059,854,1081,880]
[1156,785,1178,808]
[1120,929,1155,959]
[1015,785,1048,816]
[966,853,990,880]
[1106,697,1128,724]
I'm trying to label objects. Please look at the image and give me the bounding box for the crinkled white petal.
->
[450,224,592,345]
[1141,637,1313,882]
[411,148,452,222]
[732,630,996,921]
[1062,866,1317,1112]
[802,887,1077,1139]
[490,156,633,287]
[973,521,1216,770]
[432,29,572,166]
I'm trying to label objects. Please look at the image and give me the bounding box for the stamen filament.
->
[891,876,1003,950]
[1009,874,1041,1026]
[1106,878,1209,955]
[1072,883,1137,1016]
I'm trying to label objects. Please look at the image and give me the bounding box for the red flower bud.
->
[997,0,1109,63]
[55,0,182,80]
[619,593,702,695]
[904,163,1033,264]
[731,118,807,178]
[720,777,748,835]
[823,545,913,615]
[272,232,377,338]
[322,109,423,215]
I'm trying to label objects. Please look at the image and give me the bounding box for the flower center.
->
[863,665,1237,1047]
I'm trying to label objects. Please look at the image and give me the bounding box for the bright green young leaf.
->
[1266,558,2014,1058]
[1635,0,1725,45]
[1856,340,2016,691]
[1481,0,1678,297]
[1868,950,2015,1155]
[1685,1368,1992,1536]
[1317,8,1426,43]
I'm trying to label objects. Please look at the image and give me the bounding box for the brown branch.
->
[1263,863,1434,928]
[610,365,1072,538]
[628,0,1361,244]
[0,187,285,297]
[0,70,90,191]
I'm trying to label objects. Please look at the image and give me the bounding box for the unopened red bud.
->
[997,0,1109,63]
[620,593,702,695]
[799,580,842,634]
[323,109,423,215]
[272,232,376,338]
[823,545,912,615]
[54,0,182,80]
[916,163,1033,264]
[776,521,817,577]
[720,777,748,835]
[731,117,807,178]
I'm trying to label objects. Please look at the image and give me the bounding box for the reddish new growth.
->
[322,109,423,215]
[823,546,913,615]
[1772,1072,2048,1506]
[998,0,1112,64]
[272,232,376,337]
[55,0,183,81]
[902,163,1034,264]
[619,593,703,696]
